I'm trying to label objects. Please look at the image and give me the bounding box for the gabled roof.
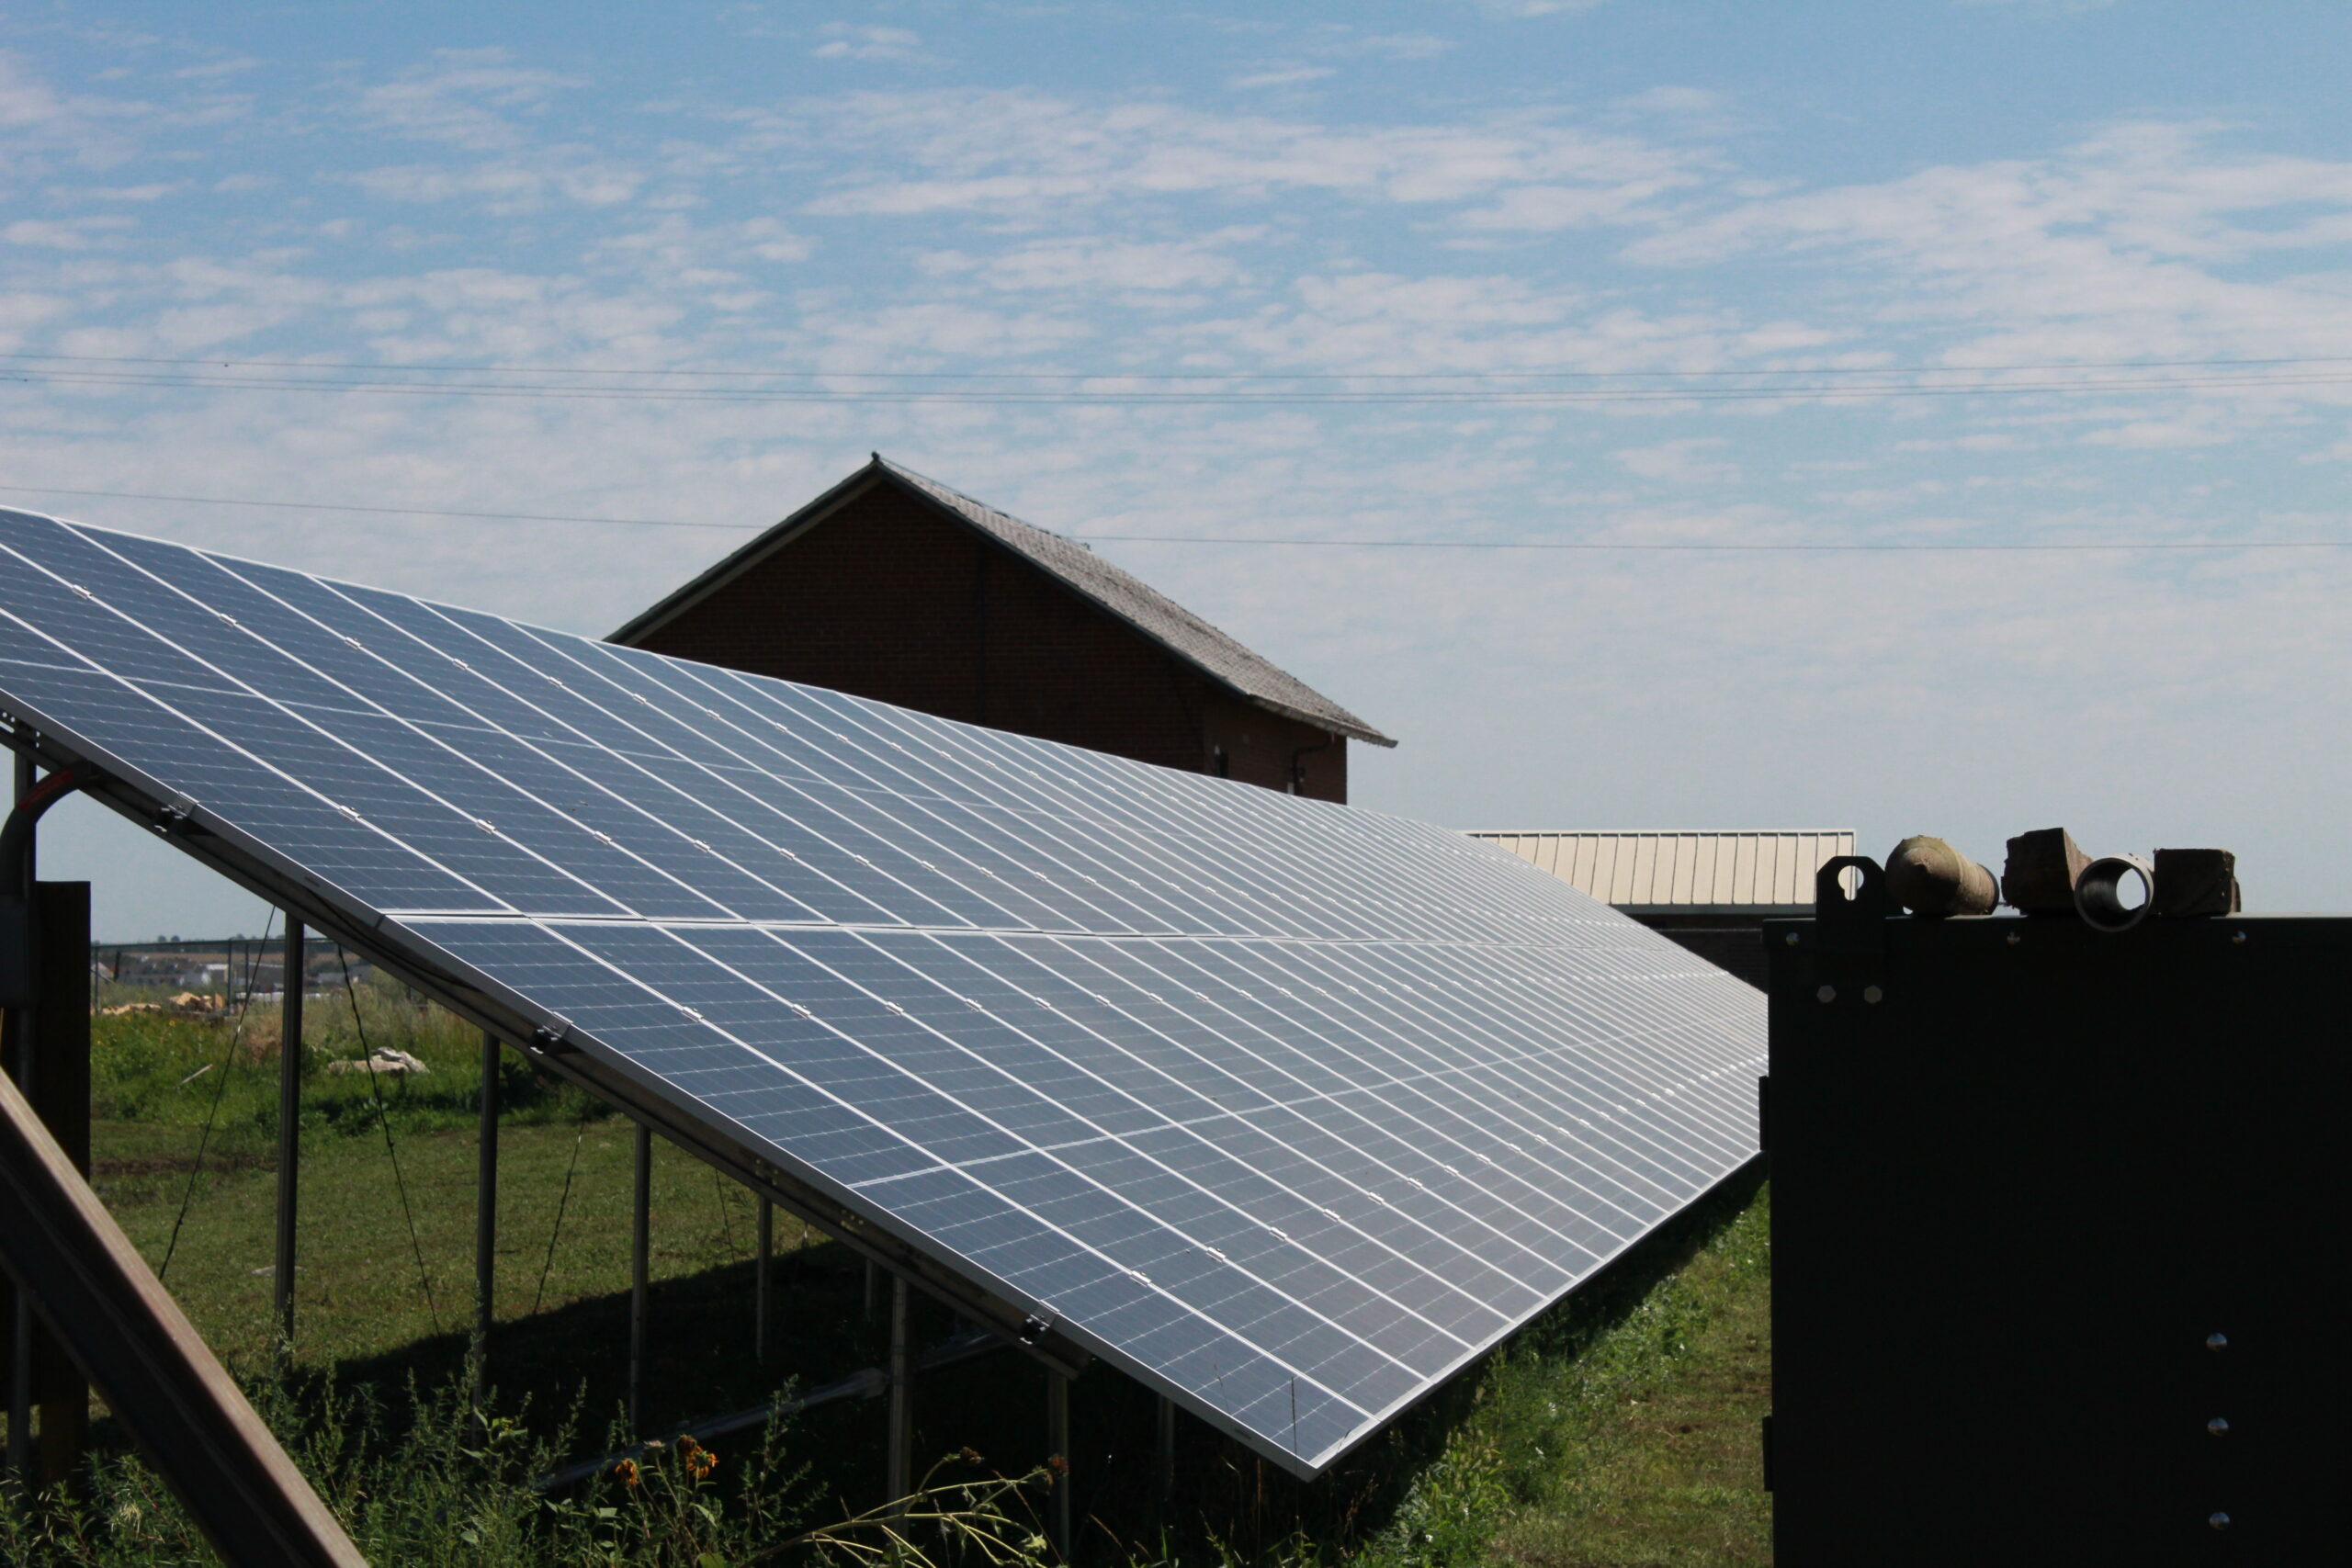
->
[1466,830,1859,914]
[611,455,1396,747]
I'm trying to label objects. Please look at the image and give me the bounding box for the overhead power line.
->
[5,481,2346,551]
[8,365,2351,406]
[7,348,2352,379]
[1083,535,2352,552]
[0,483,751,530]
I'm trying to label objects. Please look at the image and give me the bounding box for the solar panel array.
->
[0,506,1762,1474]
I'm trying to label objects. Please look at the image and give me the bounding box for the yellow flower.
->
[615,1459,641,1488]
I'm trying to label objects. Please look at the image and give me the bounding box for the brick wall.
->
[623,483,1350,801]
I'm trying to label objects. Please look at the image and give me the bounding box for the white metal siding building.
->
[1465,830,1857,985]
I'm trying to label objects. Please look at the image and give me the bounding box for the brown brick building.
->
[610,456,1394,801]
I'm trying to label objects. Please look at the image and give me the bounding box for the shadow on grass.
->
[82,1160,1764,1564]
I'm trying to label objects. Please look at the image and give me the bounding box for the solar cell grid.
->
[0,504,1762,1474]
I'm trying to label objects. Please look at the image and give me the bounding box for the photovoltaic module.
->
[0,506,1762,1474]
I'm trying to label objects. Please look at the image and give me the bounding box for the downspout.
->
[1286,732,1337,796]
[972,547,989,727]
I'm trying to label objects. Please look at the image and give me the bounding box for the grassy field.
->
[9,987,1773,1565]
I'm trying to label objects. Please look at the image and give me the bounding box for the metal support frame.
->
[887,1273,911,1505]
[6,738,1094,1386]
[865,1256,877,1321]
[2,760,92,1489]
[274,919,303,1357]
[1154,1394,1176,1512]
[5,753,28,1482]
[0,1021,367,1562]
[474,1030,498,1394]
[754,1197,773,1363]
[1046,1367,1072,1560]
[628,1121,651,1434]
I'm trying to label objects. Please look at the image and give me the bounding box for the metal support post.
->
[754,1197,772,1363]
[1,769,96,1486]
[474,1030,498,1395]
[887,1273,911,1506]
[628,1121,650,1434]
[273,919,302,1358]
[865,1256,876,1321]
[0,1062,368,1564]
[6,754,31,1483]
[1046,1367,1071,1561]
[1154,1393,1175,1513]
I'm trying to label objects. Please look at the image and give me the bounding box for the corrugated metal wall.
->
[1467,830,1857,912]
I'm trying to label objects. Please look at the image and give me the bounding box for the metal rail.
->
[534,1325,1004,1493]
[0,1062,367,1565]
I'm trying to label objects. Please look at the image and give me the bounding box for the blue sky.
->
[6,1,2350,936]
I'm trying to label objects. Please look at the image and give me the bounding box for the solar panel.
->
[0,505,1762,1474]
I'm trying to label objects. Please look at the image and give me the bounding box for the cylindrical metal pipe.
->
[1046,1369,1072,1560]
[754,1198,773,1364]
[474,1030,498,1394]
[887,1274,911,1506]
[274,919,304,1357]
[2075,854,2155,932]
[1886,836,1999,918]
[7,752,33,1480]
[629,1122,651,1433]
[1154,1393,1176,1512]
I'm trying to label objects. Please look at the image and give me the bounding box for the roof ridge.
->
[872,457,1394,747]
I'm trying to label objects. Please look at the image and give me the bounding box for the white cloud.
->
[1442,0,1611,16]
[4,217,132,248]
[355,50,582,151]
[74,181,182,201]
[1329,33,1455,61]
[811,25,923,62]
[1622,122,2352,378]
[346,159,642,209]
[7,35,2352,921]
[784,90,1698,219]
[1228,67,1337,92]
[1456,177,1693,231]
[1957,0,2117,13]
[919,232,1255,297]
[173,57,262,81]
[334,50,643,212]
[1615,436,1737,482]
[1617,86,1723,115]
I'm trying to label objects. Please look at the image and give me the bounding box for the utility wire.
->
[8,348,2352,379]
[3,481,2346,551]
[339,950,441,1335]
[157,910,277,1282]
[529,1100,594,1319]
[0,483,749,531]
[10,365,2351,405]
[1081,535,2352,552]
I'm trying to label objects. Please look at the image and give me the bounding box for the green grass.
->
[85,991,860,1406]
[1461,1186,1770,1567]
[1160,1169,1773,1568]
[18,998,1775,1565]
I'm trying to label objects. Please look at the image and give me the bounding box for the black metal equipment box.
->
[1766,860,2349,1565]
